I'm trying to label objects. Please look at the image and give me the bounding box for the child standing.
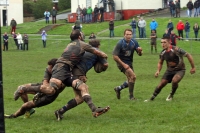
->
[150,30,157,54]
[41,30,47,48]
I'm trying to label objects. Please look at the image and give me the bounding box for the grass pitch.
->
[2,37,200,133]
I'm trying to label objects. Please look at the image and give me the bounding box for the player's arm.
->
[113,55,129,70]
[186,53,196,74]
[93,49,107,58]
[155,59,163,77]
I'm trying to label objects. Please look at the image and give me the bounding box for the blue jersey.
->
[113,39,140,66]
[76,48,107,74]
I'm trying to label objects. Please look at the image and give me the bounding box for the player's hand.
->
[190,68,196,74]
[137,47,143,56]
[154,71,160,78]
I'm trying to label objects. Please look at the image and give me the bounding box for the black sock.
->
[170,84,178,96]
[151,87,161,100]
[119,81,128,90]
[128,82,134,98]
[59,99,77,114]
[83,95,96,112]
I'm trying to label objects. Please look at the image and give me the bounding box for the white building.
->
[71,0,187,20]
[0,0,23,27]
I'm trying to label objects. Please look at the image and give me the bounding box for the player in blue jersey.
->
[113,29,143,100]
[54,39,109,120]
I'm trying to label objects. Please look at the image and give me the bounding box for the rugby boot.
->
[55,110,64,121]
[4,114,15,119]
[166,94,173,101]
[92,106,110,118]
[14,86,25,101]
[114,87,121,99]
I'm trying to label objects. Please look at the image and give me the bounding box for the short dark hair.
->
[162,36,170,40]
[124,29,133,35]
[48,58,57,67]
[89,39,100,48]
[70,30,81,41]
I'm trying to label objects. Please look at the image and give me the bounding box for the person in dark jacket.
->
[109,18,114,38]
[185,20,190,41]
[51,6,57,24]
[130,18,137,38]
[187,0,194,17]
[193,23,199,41]
[93,5,99,23]
[10,18,17,34]
[3,32,9,51]
[81,7,87,23]
[100,0,107,12]
[171,2,176,17]
[12,32,18,49]
[175,0,181,17]
[194,0,199,17]
[89,32,96,39]
[167,19,174,35]
[99,6,104,22]
[23,34,29,50]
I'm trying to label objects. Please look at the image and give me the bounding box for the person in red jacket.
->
[176,20,185,40]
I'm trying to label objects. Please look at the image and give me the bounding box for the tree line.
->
[23,0,71,19]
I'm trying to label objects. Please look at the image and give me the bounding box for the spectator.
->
[185,20,190,41]
[81,7,87,23]
[137,17,141,38]
[99,6,105,22]
[163,29,170,38]
[94,5,99,23]
[130,18,137,38]
[17,33,23,50]
[193,23,199,41]
[73,20,82,31]
[198,0,200,16]
[41,30,47,48]
[194,0,199,17]
[187,0,194,17]
[109,18,114,38]
[12,32,18,49]
[108,0,114,12]
[86,6,92,23]
[171,2,176,17]
[164,0,168,8]
[138,17,146,38]
[3,32,9,51]
[100,0,107,12]
[176,20,185,40]
[51,7,57,24]
[170,30,181,46]
[175,0,181,17]
[10,18,17,34]
[89,32,96,39]
[169,0,173,17]
[76,5,82,22]
[23,34,29,50]
[150,18,158,33]
[44,10,50,24]
[150,30,157,54]
[167,19,174,35]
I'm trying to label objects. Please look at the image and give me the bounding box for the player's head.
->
[124,29,133,42]
[161,36,170,49]
[47,58,57,73]
[70,30,82,41]
[89,39,100,48]
[151,30,155,33]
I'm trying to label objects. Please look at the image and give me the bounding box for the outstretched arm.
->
[186,53,195,74]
